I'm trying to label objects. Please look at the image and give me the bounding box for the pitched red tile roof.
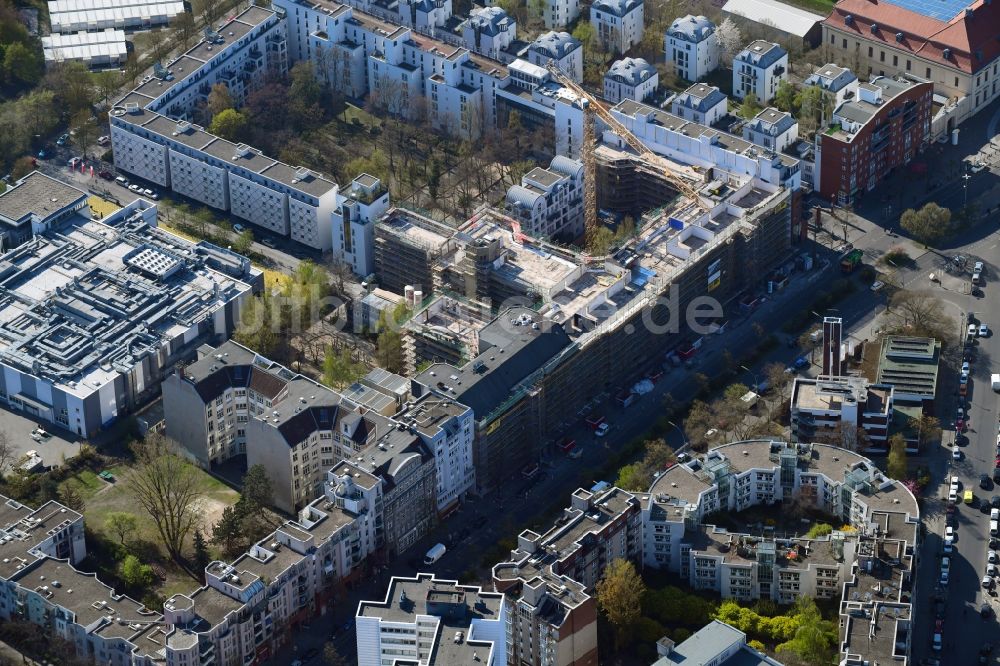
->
[823,0,1000,74]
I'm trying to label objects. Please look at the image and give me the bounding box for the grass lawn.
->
[782,0,835,14]
[63,461,238,594]
[342,103,381,129]
[264,268,291,292]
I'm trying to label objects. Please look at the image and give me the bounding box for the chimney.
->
[822,316,843,376]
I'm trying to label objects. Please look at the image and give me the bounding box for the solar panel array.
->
[880,0,968,22]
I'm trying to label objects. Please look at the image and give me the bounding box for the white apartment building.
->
[742,107,799,152]
[642,441,919,605]
[356,573,508,666]
[732,40,788,102]
[496,59,586,157]
[805,62,859,107]
[331,173,390,277]
[790,376,893,447]
[590,0,644,55]
[395,392,475,514]
[460,6,516,60]
[109,7,347,252]
[609,98,801,190]
[504,155,585,239]
[666,15,719,82]
[525,30,583,83]
[398,0,452,29]
[604,57,658,103]
[670,82,728,125]
[542,0,579,29]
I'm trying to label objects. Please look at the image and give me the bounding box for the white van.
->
[991,519,998,537]
[424,543,446,565]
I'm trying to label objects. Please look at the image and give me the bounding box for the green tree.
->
[773,80,798,114]
[59,484,85,512]
[105,512,138,544]
[740,92,761,119]
[887,433,907,480]
[3,42,43,85]
[239,464,274,512]
[233,228,254,255]
[209,108,248,141]
[192,529,211,575]
[586,225,615,255]
[776,598,836,666]
[323,345,366,389]
[796,85,832,130]
[900,202,950,246]
[806,523,833,538]
[94,70,122,108]
[121,555,154,589]
[595,559,645,649]
[212,505,244,556]
[614,463,649,491]
[207,82,234,118]
[375,313,405,373]
[233,294,282,358]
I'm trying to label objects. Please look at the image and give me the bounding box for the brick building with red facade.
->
[816,73,933,205]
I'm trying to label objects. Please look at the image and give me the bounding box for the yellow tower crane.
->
[544,63,709,240]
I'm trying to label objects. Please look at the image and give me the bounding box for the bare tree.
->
[124,433,205,562]
[885,290,952,342]
[0,431,14,479]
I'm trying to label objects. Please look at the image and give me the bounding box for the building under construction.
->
[418,167,794,492]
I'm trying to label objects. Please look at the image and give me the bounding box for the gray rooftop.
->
[746,107,797,135]
[0,205,257,396]
[606,57,656,86]
[667,14,716,42]
[672,83,728,113]
[735,40,787,67]
[806,63,857,92]
[654,620,780,665]
[0,172,87,226]
[415,308,573,420]
[592,0,643,16]
[358,574,505,665]
[529,30,580,58]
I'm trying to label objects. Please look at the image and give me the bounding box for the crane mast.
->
[545,63,708,211]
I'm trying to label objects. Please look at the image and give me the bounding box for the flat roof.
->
[0,205,257,397]
[876,335,940,397]
[0,172,87,225]
[259,162,337,199]
[42,29,127,61]
[723,0,823,37]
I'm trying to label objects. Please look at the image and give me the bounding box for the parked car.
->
[982,474,992,490]
[115,176,128,186]
[56,133,69,146]
[97,135,110,146]
[595,422,610,437]
[233,223,245,233]
[953,446,962,460]
[98,169,113,180]
[128,184,140,192]
[980,324,990,337]
[963,361,971,374]
[262,237,276,248]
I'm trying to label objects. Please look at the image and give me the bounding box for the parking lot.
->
[0,407,82,473]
